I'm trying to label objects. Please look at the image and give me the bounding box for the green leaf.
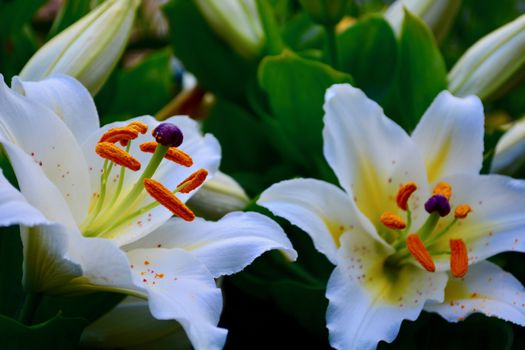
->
[337,15,397,102]
[47,0,92,39]
[0,313,87,350]
[396,10,447,131]
[96,49,174,124]
[0,226,24,318]
[258,50,353,171]
[0,0,46,39]
[163,0,256,102]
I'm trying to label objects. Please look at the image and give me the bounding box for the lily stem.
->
[18,292,42,325]
[325,24,338,69]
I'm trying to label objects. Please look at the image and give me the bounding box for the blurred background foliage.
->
[2,0,525,348]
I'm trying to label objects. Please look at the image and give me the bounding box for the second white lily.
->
[259,84,525,349]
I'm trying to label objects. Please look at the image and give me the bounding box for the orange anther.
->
[396,182,417,211]
[454,204,472,219]
[143,178,195,221]
[406,234,435,272]
[178,169,208,194]
[380,212,406,230]
[140,141,193,167]
[128,121,148,134]
[433,182,452,200]
[99,127,139,144]
[95,142,141,171]
[450,239,468,278]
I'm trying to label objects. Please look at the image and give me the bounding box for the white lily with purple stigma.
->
[0,74,296,350]
[258,83,525,349]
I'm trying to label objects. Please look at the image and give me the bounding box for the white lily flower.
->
[20,0,140,95]
[0,74,296,350]
[258,84,525,349]
[491,117,525,175]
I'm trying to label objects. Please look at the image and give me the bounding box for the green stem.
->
[108,143,131,208]
[325,24,338,69]
[18,292,42,325]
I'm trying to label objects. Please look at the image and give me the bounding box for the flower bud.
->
[491,117,525,175]
[194,0,264,58]
[19,0,140,95]
[384,0,461,42]
[448,14,525,100]
[299,0,349,26]
[187,171,249,220]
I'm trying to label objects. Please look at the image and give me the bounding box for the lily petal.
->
[127,248,227,350]
[125,211,297,278]
[326,232,447,350]
[323,84,429,229]
[258,178,386,264]
[12,75,100,144]
[425,261,525,326]
[430,174,525,268]
[81,297,191,350]
[411,91,484,182]
[0,76,91,225]
[0,169,49,227]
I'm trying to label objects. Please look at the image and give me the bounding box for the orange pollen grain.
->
[143,178,195,221]
[396,182,417,211]
[380,212,406,230]
[95,142,141,171]
[99,127,139,144]
[128,121,148,134]
[178,168,208,194]
[433,182,452,200]
[455,204,472,219]
[406,234,435,272]
[144,260,150,265]
[139,141,194,167]
[450,239,468,278]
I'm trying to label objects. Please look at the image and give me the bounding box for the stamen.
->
[96,142,141,171]
[433,182,452,200]
[450,239,468,277]
[99,127,139,144]
[380,212,406,230]
[140,141,193,167]
[128,121,148,134]
[454,204,472,219]
[396,182,417,211]
[177,169,208,193]
[424,194,451,217]
[406,234,436,272]
[143,178,195,221]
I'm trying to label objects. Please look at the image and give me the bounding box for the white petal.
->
[411,91,484,182]
[429,174,525,267]
[21,224,83,293]
[125,212,297,278]
[127,248,227,350]
[491,117,525,174]
[0,76,91,224]
[258,178,388,264]
[326,232,447,350]
[0,169,49,227]
[81,297,191,350]
[323,84,429,230]
[12,75,100,144]
[81,116,221,246]
[425,261,525,325]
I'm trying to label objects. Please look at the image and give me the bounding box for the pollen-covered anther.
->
[99,126,139,144]
[406,234,436,272]
[433,182,452,200]
[455,204,472,219]
[380,212,406,230]
[143,178,195,221]
[128,121,148,134]
[95,142,141,171]
[139,141,193,167]
[450,239,468,277]
[177,168,208,193]
[396,182,417,211]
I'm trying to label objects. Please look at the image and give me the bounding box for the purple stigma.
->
[424,194,451,217]
[153,123,183,147]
